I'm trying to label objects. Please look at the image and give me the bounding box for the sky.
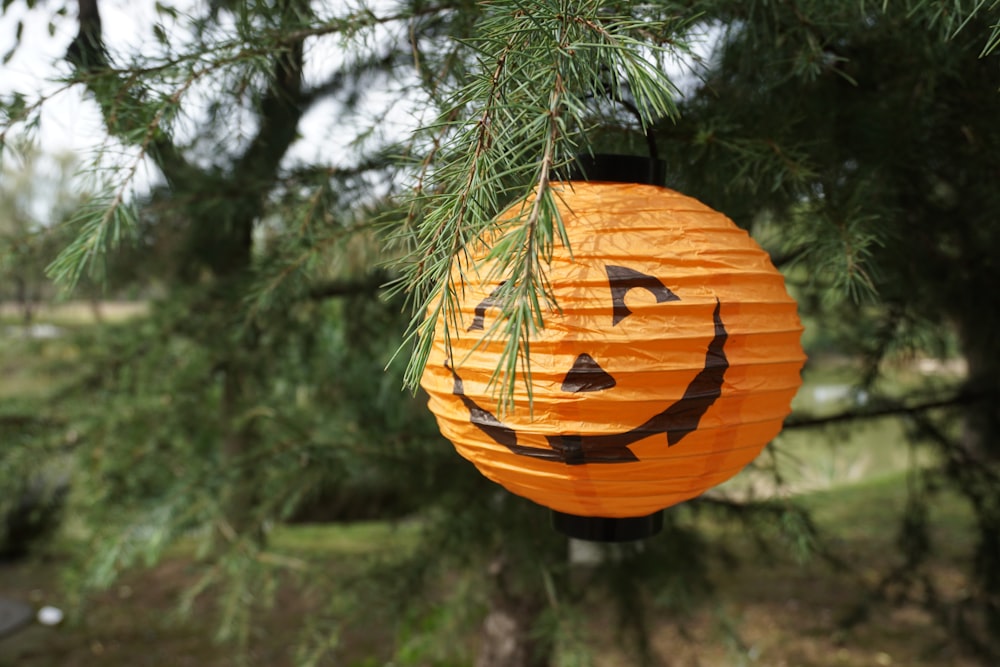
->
[1,0,169,155]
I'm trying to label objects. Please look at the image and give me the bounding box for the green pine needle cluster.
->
[391,0,685,407]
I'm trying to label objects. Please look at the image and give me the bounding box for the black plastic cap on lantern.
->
[551,153,667,543]
[553,510,664,543]
[567,153,666,186]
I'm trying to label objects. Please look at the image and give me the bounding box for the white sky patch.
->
[287,6,426,168]
[0,0,196,149]
[676,22,725,96]
[0,1,187,197]
[1,3,99,155]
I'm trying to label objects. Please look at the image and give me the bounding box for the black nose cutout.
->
[561,353,617,393]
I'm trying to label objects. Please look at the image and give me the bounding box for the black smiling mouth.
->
[448,298,728,465]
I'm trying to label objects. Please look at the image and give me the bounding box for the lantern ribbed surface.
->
[420,181,805,518]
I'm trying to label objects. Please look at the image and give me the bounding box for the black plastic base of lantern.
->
[552,510,664,542]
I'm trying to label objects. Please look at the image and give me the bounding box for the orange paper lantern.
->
[420,159,805,540]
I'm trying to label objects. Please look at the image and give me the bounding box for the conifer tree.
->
[0,148,84,322]
[2,1,999,665]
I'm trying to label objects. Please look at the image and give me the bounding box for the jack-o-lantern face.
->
[420,181,805,519]
[449,265,728,465]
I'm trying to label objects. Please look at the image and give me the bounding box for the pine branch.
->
[307,271,389,300]
[391,0,686,407]
[0,414,64,428]
[65,0,190,185]
[274,4,455,45]
[784,389,992,430]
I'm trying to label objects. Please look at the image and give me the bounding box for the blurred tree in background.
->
[0,147,83,323]
[1,0,999,665]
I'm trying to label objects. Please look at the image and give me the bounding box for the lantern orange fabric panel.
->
[420,181,806,518]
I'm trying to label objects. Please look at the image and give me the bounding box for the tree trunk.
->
[88,296,103,324]
[206,225,262,545]
[220,358,257,534]
[476,556,551,667]
[954,332,1000,656]
[14,276,33,326]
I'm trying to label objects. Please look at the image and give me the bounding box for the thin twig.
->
[784,390,991,430]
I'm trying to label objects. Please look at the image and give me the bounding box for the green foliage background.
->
[2,0,999,664]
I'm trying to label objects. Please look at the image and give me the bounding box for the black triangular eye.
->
[606,265,679,326]
[467,281,507,332]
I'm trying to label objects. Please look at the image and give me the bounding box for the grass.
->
[582,472,977,667]
[269,520,421,557]
[1,300,146,401]
[0,301,148,328]
[0,333,83,400]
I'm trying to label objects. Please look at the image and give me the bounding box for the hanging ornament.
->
[420,155,805,541]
